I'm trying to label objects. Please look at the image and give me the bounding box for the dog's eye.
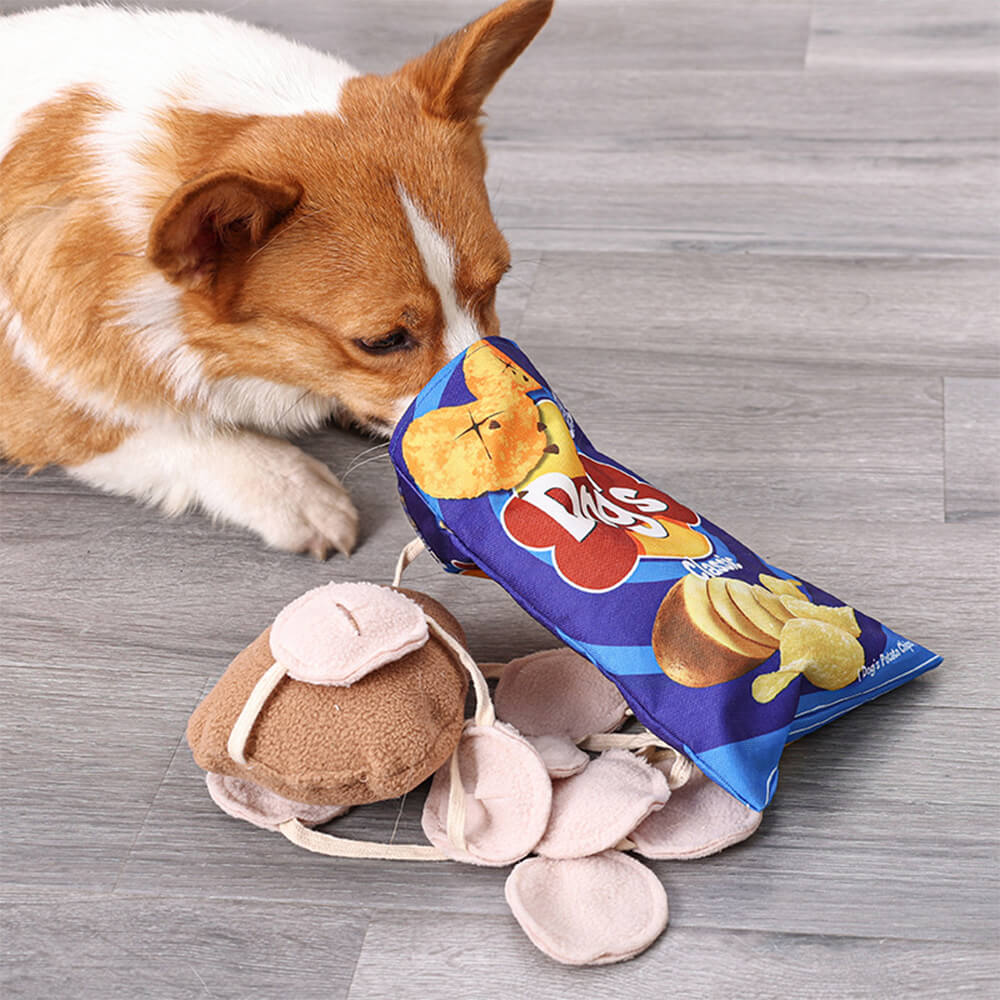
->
[357,328,413,354]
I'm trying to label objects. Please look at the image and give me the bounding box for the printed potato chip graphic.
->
[752,669,800,704]
[779,596,861,637]
[402,393,547,500]
[652,573,775,687]
[463,340,542,399]
[779,618,864,690]
[758,574,807,601]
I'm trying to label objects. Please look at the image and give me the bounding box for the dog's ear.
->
[148,169,302,298]
[398,0,552,123]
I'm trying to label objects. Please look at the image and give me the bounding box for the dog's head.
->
[147,0,552,435]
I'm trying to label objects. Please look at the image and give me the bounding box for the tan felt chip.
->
[630,769,762,860]
[422,722,552,867]
[505,851,669,966]
[206,773,349,832]
[494,647,628,740]
[726,578,784,641]
[269,582,428,686]
[527,734,591,779]
[780,618,865,690]
[780,596,862,637]
[534,750,670,859]
[707,577,780,649]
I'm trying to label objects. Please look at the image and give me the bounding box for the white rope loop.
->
[392,536,426,587]
[578,728,694,790]
[278,818,448,861]
[227,660,288,766]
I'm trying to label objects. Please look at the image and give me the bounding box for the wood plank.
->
[944,376,1000,520]
[347,911,1000,999]
[808,1,1000,72]
[493,175,1000,256]
[0,663,207,897]
[484,70,1000,187]
[0,897,367,1000]
[515,252,1000,376]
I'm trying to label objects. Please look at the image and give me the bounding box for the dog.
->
[0,0,552,557]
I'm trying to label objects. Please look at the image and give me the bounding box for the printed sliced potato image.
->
[779,618,864,690]
[751,584,796,624]
[652,573,774,687]
[779,596,862,638]
[707,577,780,649]
[726,578,784,641]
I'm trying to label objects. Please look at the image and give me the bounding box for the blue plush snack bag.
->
[389,338,941,809]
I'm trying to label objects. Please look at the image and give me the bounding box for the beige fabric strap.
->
[423,616,498,855]
[227,660,288,766]
[425,617,495,729]
[392,536,426,587]
[578,729,694,790]
[277,818,449,861]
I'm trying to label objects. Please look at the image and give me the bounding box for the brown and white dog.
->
[0,0,552,556]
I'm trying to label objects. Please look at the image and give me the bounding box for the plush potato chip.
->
[402,393,547,499]
[779,596,862,638]
[779,618,864,690]
[752,669,800,704]
[752,585,795,624]
[758,574,807,600]
[463,341,542,399]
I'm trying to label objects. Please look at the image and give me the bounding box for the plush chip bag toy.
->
[390,338,942,810]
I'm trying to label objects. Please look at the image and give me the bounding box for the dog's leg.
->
[67,424,359,558]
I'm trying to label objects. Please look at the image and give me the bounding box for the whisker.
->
[340,451,392,482]
[275,389,311,424]
[340,443,390,480]
[341,440,390,474]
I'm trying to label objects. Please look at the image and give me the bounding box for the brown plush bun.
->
[187,589,468,806]
[651,574,774,687]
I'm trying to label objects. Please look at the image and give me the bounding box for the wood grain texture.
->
[807,1,1000,72]
[1,0,998,997]
[346,912,1000,1000]
[944,376,1000,520]
[1,897,368,999]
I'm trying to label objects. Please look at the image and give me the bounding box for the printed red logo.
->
[502,455,711,592]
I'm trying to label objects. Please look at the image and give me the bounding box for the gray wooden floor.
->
[2,1,999,997]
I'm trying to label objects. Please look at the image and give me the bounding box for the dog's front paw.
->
[234,439,359,558]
